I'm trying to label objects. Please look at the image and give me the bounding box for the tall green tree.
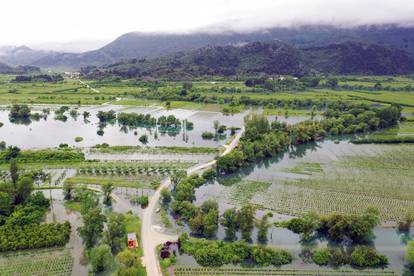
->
[257,212,273,244]
[78,207,106,248]
[14,176,33,204]
[104,213,126,253]
[171,170,187,190]
[406,240,414,269]
[90,244,113,272]
[10,159,19,185]
[220,208,240,241]
[102,182,114,206]
[238,204,256,242]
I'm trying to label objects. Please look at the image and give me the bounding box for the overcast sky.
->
[1,0,414,51]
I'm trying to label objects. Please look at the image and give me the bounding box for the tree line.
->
[216,104,401,174]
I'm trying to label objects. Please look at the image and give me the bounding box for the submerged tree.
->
[102,182,114,206]
[104,213,126,253]
[78,207,106,248]
[63,182,75,200]
[220,208,240,241]
[257,212,273,244]
[238,204,256,242]
[10,159,19,185]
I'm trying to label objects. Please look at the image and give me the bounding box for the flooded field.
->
[41,187,147,275]
[0,105,246,149]
[175,226,410,274]
[168,138,414,275]
[193,141,414,222]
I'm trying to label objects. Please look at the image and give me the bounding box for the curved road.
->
[141,127,244,276]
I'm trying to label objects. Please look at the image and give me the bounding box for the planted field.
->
[64,175,158,188]
[90,145,220,155]
[76,161,191,176]
[0,248,72,276]
[248,145,414,222]
[220,144,414,223]
[65,161,193,188]
[225,180,272,203]
[173,266,396,276]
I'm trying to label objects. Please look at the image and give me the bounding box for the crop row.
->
[0,248,72,276]
[77,165,184,176]
[173,266,396,276]
[247,184,414,223]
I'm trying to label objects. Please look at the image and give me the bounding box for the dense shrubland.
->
[179,233,292,267]
[12,74,64,83]
[310,245,388,268]
[280,207,380,243]
[118,112,157,127]
[65,186,145,274]
[0,163,70,251]
[0,147,85,164]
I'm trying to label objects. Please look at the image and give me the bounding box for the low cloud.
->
[1,0,414,46]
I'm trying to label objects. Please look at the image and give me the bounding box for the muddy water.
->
[43,189,88,276]
[42,186,147,276]
[185,140,413,274]
[0,105,246,149]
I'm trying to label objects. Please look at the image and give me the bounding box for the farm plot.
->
[173,266,397,276]
[222,144,414,223]
[251,145,414,222]
[0,248,72,276]
[65,161,193,188]
[76,161,192,177]
[225,180,272,204]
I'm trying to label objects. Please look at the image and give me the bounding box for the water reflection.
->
[0,105,246,149]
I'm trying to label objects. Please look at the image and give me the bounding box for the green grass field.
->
[1,76,414,117]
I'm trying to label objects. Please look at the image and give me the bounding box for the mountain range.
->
[0,61,40,74]
[80,41,414,79]
[1,25,414,71]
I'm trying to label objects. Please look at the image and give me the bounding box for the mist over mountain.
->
[0,60,40,74]
[1,25,414,70]
[81,41,414,79]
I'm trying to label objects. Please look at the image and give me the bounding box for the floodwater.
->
[175,226,411,274]
[42,187,146,276]
[186,138,414,274]
[42,189,89,276]
[0,105,246,149]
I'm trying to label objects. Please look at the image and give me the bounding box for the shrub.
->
[0,149,85,163]
[139,134,148,144]
[0,222,71,251]
[202,168,217,181]
[74,137,83,142]
[138,195,149,207]
[116,249,136,267]
[201,132,214,139]
[312,247,330,266]
[160,188,171,204]
[406,240,414,269]
[89,244,113,272]
[349,246,388,267]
